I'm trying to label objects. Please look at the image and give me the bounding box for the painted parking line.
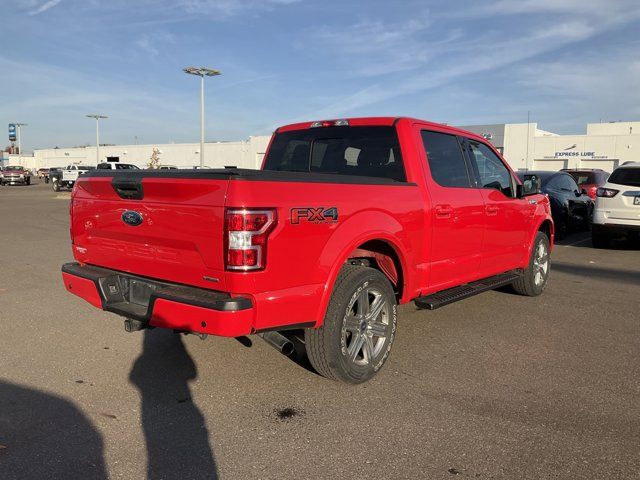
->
[557,237,591,247]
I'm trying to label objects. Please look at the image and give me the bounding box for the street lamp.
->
[183,66,221,167]
[86,114,108,164]
[15,123,27,165]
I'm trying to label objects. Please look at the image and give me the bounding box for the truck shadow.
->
[0,380,107,480]
[552,261,640,287]
[555,230,640,250]
[129,330,218,480]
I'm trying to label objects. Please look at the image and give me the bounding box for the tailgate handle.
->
[112,180,144,200]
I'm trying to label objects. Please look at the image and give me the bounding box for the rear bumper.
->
[61,262,255,336]
[592,223,640,236]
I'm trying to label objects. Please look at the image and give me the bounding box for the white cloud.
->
[294,0,640,119]
[178,0,300,17]
[310,15,436,77]
[135,33,176,57]
[28,0,62,16]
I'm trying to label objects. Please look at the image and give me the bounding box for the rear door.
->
[464,139,534,276]
[418,129,485,290]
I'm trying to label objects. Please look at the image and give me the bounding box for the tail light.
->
[596,187,619,198]
[225,209,276,271]
[69,192,74,244]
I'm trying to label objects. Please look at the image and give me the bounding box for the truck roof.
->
[276,116,488,142]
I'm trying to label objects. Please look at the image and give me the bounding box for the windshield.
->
[608,167,640,187]
[3,166,24,171]
[263,126,406,181]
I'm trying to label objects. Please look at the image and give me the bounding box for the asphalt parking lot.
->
[1,181,639,480]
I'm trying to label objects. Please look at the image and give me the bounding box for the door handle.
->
[435,205,453,218]
[486,206,499,216]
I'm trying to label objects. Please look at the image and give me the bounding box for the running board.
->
[414,272,522,310]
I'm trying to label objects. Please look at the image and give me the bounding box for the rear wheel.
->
[52,180,60,192]
[512,232,550,296]
[304,265,397,384]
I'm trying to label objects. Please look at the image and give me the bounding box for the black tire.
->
[52,180,60,192]
[26,178,31,186]
[304,264,397,384]
[512,232,550,297]
[591,231,610,249]
[45,177,49,184]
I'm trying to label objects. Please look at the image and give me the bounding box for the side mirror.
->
[517,175,540,198]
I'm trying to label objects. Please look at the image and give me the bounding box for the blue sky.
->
[1,0,639,151]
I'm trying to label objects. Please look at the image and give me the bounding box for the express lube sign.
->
[544,149,609,160]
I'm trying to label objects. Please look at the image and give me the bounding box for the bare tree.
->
[148,147,161,169]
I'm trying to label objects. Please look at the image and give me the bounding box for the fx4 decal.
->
[291,207,339,224]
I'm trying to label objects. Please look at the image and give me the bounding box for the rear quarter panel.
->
[224,178,425,330]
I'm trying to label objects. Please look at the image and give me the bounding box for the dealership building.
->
[4,120,639,174]
[461,121,639,173]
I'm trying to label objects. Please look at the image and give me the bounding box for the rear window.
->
[565,171,595,185]
[608,167,640,187]
[263,126,406,182]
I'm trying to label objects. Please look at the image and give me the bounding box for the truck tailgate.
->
[71,175,229,291]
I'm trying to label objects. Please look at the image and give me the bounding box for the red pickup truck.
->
[62,117,553,383]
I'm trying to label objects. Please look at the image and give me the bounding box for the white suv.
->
[592,162,640,247]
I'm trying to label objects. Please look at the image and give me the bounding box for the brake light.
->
[582,184,598,200]
[225,209,276,271]
[310,119,349,128]
[596,187,619,198]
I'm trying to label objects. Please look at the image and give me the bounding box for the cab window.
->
[467,140,514,197]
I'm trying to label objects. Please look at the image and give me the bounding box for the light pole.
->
[86,114,108,164]
[15,123,27,165]
[183,66,221,167]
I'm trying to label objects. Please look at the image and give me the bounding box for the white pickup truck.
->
[51,164,96,191]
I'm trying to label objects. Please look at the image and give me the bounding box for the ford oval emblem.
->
[121,210,143,226]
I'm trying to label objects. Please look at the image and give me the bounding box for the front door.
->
[464,139,534,276]
[419,129,485,291]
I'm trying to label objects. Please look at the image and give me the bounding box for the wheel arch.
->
[313,211,412,327]
[528,217,554,260]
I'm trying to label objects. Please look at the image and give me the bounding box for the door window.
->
[421,131,471,188]
[467,141,514,197]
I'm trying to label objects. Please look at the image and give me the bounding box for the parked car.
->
[561,168,609,200]
[43,167,62,183]
[518,171,592,239]
[96,162,140,170]
[61,117,553,384]
[0,165,31,186]
[37,167,49,179]
[592,162,640,247]
[158,165,178,170]
[51,164,96,191]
